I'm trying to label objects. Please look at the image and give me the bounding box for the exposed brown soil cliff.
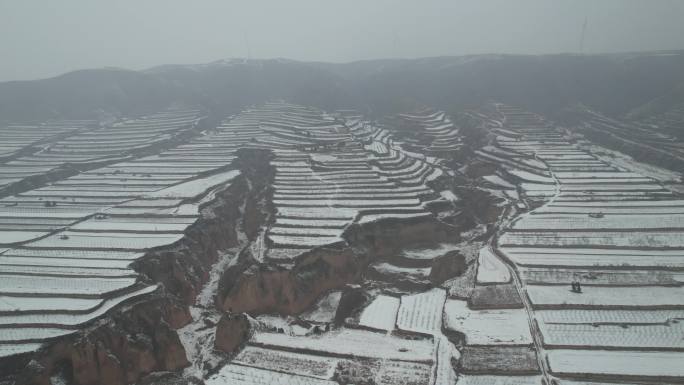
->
[217,216,460,317]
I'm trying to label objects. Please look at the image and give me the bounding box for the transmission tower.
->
[579,15,588,54]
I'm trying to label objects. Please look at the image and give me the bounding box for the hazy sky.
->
[1,0,684,81]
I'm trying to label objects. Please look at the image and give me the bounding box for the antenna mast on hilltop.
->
[579,15,588,54]
[243,31,252,60]
[393,31,398,56]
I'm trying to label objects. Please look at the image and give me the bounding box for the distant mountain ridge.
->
[1,51,684,122]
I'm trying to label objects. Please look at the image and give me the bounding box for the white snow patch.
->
[358,295,400,331]
[443,299,532,345]
[396,288,446,334]
[145,169,239,199]
[476,247,511,284]
[547,349,684,378]
[300,291,342,324]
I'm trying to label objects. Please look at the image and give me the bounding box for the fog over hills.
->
[2,51,684,123]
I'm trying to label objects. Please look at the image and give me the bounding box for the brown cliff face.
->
[333,286,368,325]
[216,216,460,317]
[429,251,466,284]
[455,187,506,224]
[214,313,255,354]
[132,180,246,304]
[131,148,274,306]
[15,295,190,385]
[217,246,363,315]
[344,216,459,258]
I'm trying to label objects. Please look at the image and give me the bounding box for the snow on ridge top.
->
[309,153,340,162]
[146,58,250,73]
[482,175,516,190]
[401,243,459,260]
[0,295,101,313]
[0,343,43,359]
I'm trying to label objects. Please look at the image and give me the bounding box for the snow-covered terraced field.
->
[0,295,105,313]
[476,246,511,283]
[444,299,532,345]
[251,328,435,362]
[374,360,433,385]
[206,364,338,385]
[233,346,338,379]
[0,275,137,296]
[358,294,400,331]
[268,234,344,248]
[519,267,684,285]
[499,231,684,248]
[547,349,684,378]
[3,101,453,372]
[539,322,684,349]
[511,213,684,230]
[6,99,681,383]
[483,175,517,189]
[507,170,554,184]
[456,375,542,385]
[501,247,684,268]
[0,285,157,326]
[27,230,187,250]
[535,205,684,215]
[0,121,96,189]
[386,109,463,157]
[0,107,257,357]
[0,110,201,191]
[144,169,240,199]
[396,288,446,334]
[258,112,443,259]
[489,104,684,382]
[537,309,684,324]
[527,285,684,308]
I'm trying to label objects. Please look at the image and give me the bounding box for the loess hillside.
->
[1,52,684,385]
